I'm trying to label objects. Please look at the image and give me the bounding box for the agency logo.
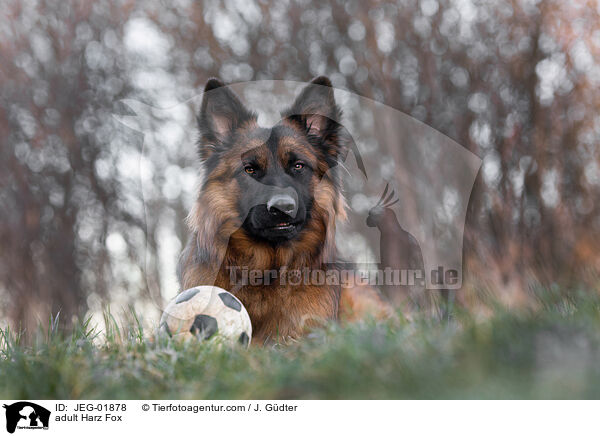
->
[2,402,50,434]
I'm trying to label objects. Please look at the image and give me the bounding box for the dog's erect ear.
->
[282,76,347,167]
[197,78,255,160]
[283,76,340,136]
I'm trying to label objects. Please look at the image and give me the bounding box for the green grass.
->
[2,289,600,399]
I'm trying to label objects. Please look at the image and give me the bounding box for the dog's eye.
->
[244,165,256,174]
[293,161,305,171]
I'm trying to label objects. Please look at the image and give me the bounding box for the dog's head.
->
[195,77,347,245]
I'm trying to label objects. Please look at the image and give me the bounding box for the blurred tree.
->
[0,0,139,330]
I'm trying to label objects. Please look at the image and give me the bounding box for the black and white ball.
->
[158,286,252,347]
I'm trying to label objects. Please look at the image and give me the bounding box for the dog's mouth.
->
[247,218,306,242]
[241,204,307,243]
[263,219,304,235]
[269,222,295,231]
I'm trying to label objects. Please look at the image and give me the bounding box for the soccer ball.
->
[158,286,252,347]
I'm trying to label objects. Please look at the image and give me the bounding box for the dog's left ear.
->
[283,77,347,164]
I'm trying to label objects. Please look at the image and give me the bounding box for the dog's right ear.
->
[197,78,255,160]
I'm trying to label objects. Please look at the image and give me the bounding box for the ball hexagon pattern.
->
[158,286,252,347]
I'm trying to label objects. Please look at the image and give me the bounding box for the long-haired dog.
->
[179,77,388,344]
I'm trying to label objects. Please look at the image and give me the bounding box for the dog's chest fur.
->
[213,269,339,344]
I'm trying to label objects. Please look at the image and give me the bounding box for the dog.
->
[178,76,389,345]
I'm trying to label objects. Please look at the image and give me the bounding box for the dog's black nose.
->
[267,194,298,218]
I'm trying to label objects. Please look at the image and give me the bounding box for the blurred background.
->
[1,0,600,333]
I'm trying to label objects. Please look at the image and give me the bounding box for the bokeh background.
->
[1,0,600,332]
